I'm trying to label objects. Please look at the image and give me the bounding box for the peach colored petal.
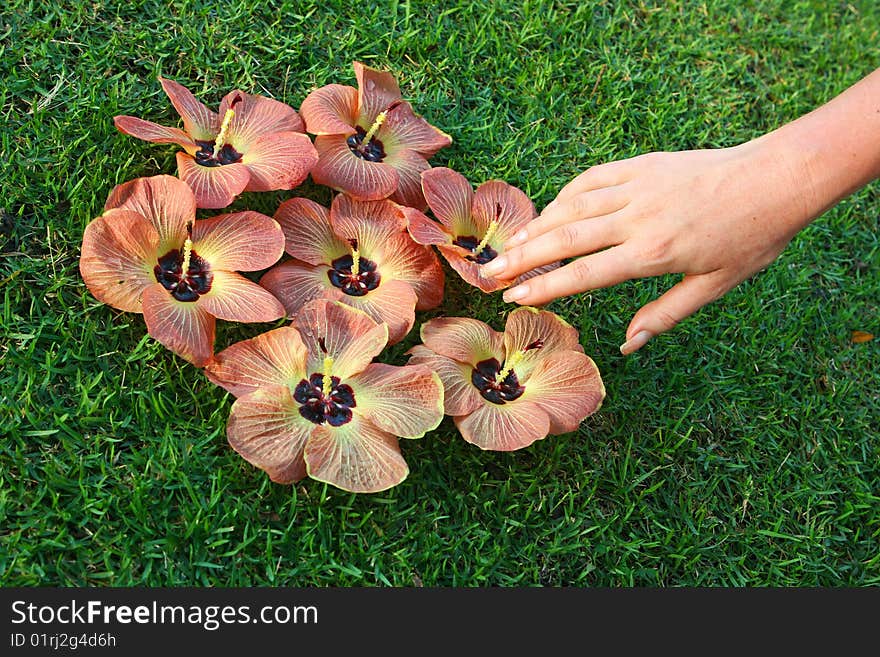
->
[113,115,196,150]
[404,206,453,246]
[191,210,284,272]
[406,345,483,416]
[522,351,605,435]
[176,153,250,210]
[513,261,561,287]
[227,385,311,484]
[220,90,305,149]
[197,270,285,323]
[343,278,416,346]
[374,234,444,311]
[274,197,347,265]
[305,414,408,493]
[79,209,159,313]
[311,135,398,201]
[300,83,358,135]
[259,259,343,317]
[329,195,407,258]
[241,131,318,192]
[353,61,402,126]
[141,282,215,366]
[347,363,443,438]
[205,326,309,398]
[437,244,509,293]
[293,299,389,381]
[454,399,550,451]
[419,316,504,365]
[104,174,194,252]
[380,101,452,157]
[503,306,584,380]
[385,148,431,211]
[160,77,218,141]
[472,180,537,244]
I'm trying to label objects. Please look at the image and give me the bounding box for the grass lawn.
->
[2,0,878,587]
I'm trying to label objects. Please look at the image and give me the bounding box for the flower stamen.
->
[322,355,335,397]
[495,350,524,384]
[349,239,361,277]
[180,222,194,274]
[475,220,499,256]
[361,111,387,150]
[212,108,236,158]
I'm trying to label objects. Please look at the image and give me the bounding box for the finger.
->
[501,245,635,306]
[483,214,620,279]
[554,159,636,206]
[619,271,731,355]
[505,186,630,248]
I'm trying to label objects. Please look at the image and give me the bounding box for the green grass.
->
[2,0,879,587]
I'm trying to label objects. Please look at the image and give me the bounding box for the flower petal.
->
[142,283,215,366]
[305,414,408,493]
[353,61,402,126]
[343,278,417,345]
[227,385,312,484]
[384,148,431,210]
[403,206,452,246]
[260,259,343,317]
[419,316,504,365]
[311,135,398,201]
[160,77,218,141]
[205,326,309,398]
[113,115,196,150]
[242,131,318,193]
[503,306,584,380]
[79,209,159,313]
[420,167,477,236]
[454,399,551,451]
[472,180,537,244]
[176,153,251,210]
[104,174,194,251]
[192,210,284,271]
[438,244,509,293]
[348,363,443,438]
[300,83,359,135]
[513,261,561,287]
[374,234,444,311]
[522,351,605,434]
[274,197,347,265]
[406,345,483,416]
[197,270,285,323]
[329,194,407,258]
[220,90,305,149]
[380,101,452,157]
[293,298,389,380]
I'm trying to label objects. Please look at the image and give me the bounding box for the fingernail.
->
[619,330,652,355]
[481,255,507,276]
[507,229,527,247]
[502,284,528,303]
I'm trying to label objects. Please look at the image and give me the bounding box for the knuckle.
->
[654,306,682,330]
[556,223,582,252]
[636,237,674,271]
[569,257,594,282]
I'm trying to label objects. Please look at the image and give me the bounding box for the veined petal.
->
[142,283,215,366]
[380,101,452,157]
[421,167,477,236]
[311,135,398,201]
[227,385,311,484]
[522,351,605,435]
[503,306,584,380]
[404,206,453,246]
[374,234,444,311]
[221,90,305,150]
[348,363,443,438]
[192,211,284,271]
[454,399,551,451]
[384,148,431,211]
[176,153,250,210]
[242,131,318,192]
[353,61,402,126]
[300,83,358,135]
[205,326,309,398]
[79,209,159,313]
[438,245,510,293]
[472,180,536,244]
[160,77,218,141]
[259,259,343,317]
[513,261,561,287]
[294,299,389,381]
[406,345,483,416]
[329,194,407,258]
[113,115,196,150]
[197,270,285,323]
[419,316,504,365]
[274,197,347,265]
[344,278,417,346]
[305,414,408,493]
[104,174,194,251]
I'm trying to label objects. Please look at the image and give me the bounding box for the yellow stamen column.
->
[496,351,524,384]
[212,108,236,158]
[475,220,499,255]
[360,111,387,149]
[322,356,335,397]
[180,237,193,275]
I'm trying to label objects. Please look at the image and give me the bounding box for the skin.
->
[483,67,880,354]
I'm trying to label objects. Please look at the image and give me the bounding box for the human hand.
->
[481,142,815,354]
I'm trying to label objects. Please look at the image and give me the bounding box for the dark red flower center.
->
[154,248,213,302]
[194,140,243,167]
[328,254,381,296]
[454,235,498,264]
[471,358,525,405]
[294,373,356,426]
[347,126,386,162]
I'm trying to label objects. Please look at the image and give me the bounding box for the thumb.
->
[620,271,730,355]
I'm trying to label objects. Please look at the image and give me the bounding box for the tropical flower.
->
[407,167,558,293]
[299,61,452,210]
[259,193,444,345]
[114,77,318,209]
[204,299,444,492]
[79,175,285,366]
[407,307,605,451]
